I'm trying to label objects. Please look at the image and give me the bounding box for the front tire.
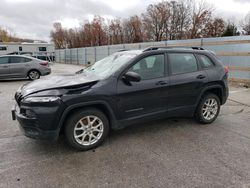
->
[64,109,109,151]
[195,93,220,124]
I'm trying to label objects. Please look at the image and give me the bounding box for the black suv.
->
[12,47,229,150]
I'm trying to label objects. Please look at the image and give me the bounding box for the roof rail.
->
[191,47,205,50]
[143,46,164,52]
[143,46,205,52]
[143,46,166,52]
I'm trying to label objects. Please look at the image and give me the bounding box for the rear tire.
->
[195,93,220,124]
[64,108,109,151]
[28,70,40,80]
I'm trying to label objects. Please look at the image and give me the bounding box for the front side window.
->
[198,54,214,69]
[129,54,165,80]
[169,53,198,75]
[0,57,9,64]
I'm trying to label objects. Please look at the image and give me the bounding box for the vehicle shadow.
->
[0,78,29,82]
[28,117,198,154]
[107,117,196,143]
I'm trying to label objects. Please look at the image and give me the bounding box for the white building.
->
[0,42,55,61]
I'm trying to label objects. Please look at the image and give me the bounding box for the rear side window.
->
[0,57,9,64]
[9,57,31,63]
[198,54,214,69]
[24,57,32,62]
[169,53,198,75]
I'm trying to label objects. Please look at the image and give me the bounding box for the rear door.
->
[168,52,208,110]
[9,56,32,78]
[0,57,10,78]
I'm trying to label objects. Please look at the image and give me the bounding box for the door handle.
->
[156,81,167,85]
[2,65,8,68]
[196,75,206,79]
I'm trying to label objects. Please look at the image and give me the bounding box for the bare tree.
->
[50,22,67,49]
[50,0,234,49]
[242,12,250,35]
[123,15,144,43]
[108,18,124,44]
[82,21,93,47]
[91,16,108,46]
[0,27,10,42]
[188,0,213,39]
[204,18,226,37]
[0,27,35,43]
[167,0,191,40]
[142,2,170,41]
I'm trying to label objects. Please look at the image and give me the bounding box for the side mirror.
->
[122,71,141,85]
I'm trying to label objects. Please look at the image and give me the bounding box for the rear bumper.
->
[40,66,51,76]
[40,67,51,76]
[12,105,59,140]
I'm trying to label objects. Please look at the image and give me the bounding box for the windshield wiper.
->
[75,68,86,74]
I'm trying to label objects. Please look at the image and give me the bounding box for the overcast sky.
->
[0,0,250,42]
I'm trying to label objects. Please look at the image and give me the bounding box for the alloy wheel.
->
[202,98,218,121]
[29,71,40,80]
[73,115,104,146]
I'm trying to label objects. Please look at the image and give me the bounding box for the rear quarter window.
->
[198,54,214,69]
[24,57,32,62]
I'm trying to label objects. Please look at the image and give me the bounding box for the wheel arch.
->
[197,84,223,105]
[58,101,117,134]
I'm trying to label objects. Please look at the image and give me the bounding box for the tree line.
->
[0,27,36,43]
[2,0,250,47]
[51,0,250,49]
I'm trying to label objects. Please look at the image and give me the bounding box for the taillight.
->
[224,66,229,74]
[40,61,48,66]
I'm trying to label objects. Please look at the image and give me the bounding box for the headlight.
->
[16,86,22,93]
[23,96,60,103]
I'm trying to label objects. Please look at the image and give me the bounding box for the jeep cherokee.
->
[12,47,229,151]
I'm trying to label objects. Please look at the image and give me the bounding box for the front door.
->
[116,53,169,120]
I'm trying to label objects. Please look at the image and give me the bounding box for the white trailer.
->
[0,42,55,61]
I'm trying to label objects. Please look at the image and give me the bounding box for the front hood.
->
[20,74,98,97]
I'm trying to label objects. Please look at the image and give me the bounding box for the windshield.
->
[84,52,139,78]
